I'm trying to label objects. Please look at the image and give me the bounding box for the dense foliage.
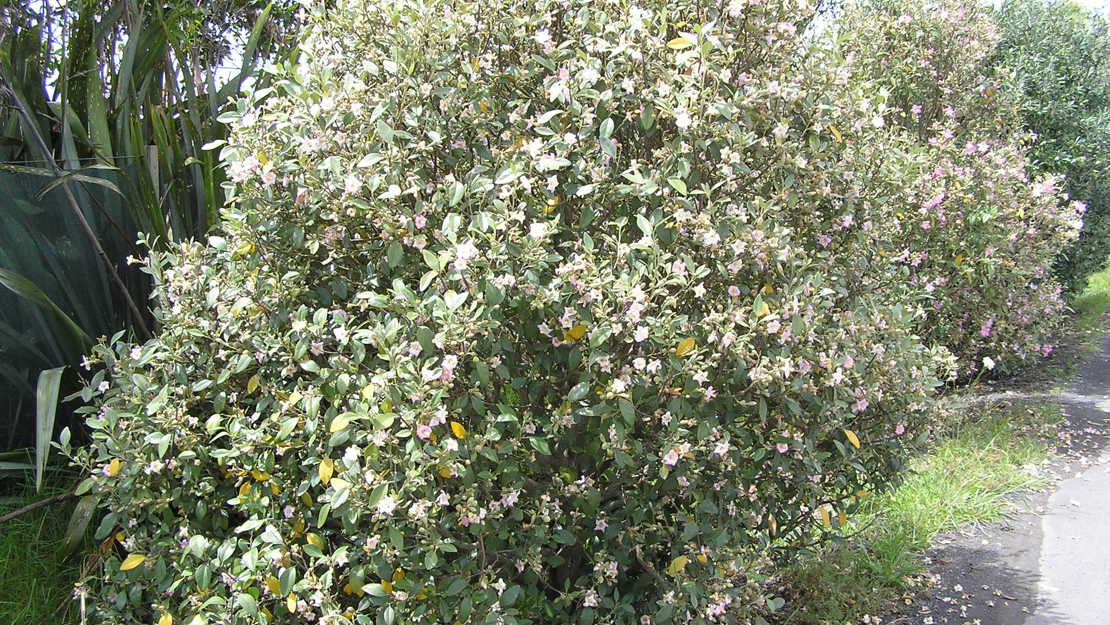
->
[0,0,288,449]
[839,0,1081,374]
[67,0,958,623]
[994,0,1110,291]
[65,0,1088,623]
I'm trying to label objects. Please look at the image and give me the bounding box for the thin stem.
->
[0,489,76,524]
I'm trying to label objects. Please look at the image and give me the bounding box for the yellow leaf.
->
[329,414,351,433]
[470,57,480,72]
[839,509,848,527]
[120,554,146,571]
[955,255,965,266]
[343,582,353,595]
[306,533,324,549]
[270,482,281,496]
[479,100,489,113]
[757,301,771,318]
[666,36,694,50]
[438,466,453,479]
[114,531,125,543]
[360,385,375,401]
[696,553,708,563]
[238,482,252,497]
[829,125,843,142]
[330,478,350,490]
[158,613,173,625]
[564,324,587,342]
[300,493,313,507]
[287,594,297,613]
[820,507,831,529]
[107,458,122,477]
[380,398,393,413]
[666,555,689,575]
[844,429,861,449]
[392,568,405,582]
[768,515,778,536]
[381,580,394,594]
[250,469,269,482]
[266,576,281,596]
[675,337,696,357]
[287,390,302,406]
[319,457,334,485]
[450,421,467,439]
[761,284,775,295]
[247,374,260,394]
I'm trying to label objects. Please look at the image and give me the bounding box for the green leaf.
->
[445,577,467,596]
[502,585,522,606]
[0,268,92,357]
[34,367,64,492]
[386,241,403,268]
[236,593,258,614]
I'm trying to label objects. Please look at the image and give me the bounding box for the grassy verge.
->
[1073,259,1110,330]
[778,263,1110,625]
[0,479,85,625]
[779,401,1062,625]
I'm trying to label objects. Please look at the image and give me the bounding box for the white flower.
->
[377,494,397,516]
[982,356,996,370]
[529,222,548,239]
[675,111,692,130]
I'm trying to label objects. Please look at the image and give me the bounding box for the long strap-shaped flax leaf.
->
[34,366,64,492]
[0,267,93,356]
[0,71,151,340]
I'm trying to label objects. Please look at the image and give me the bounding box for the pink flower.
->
[414,214,427,229]
[980,318,994,338]
[895,424,906,436]
[776,442,789,454]
[727,285,741,297]
[662,449,680,466]
[416,424,432,440]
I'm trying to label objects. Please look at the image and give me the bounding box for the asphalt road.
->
[884,332,1110,625]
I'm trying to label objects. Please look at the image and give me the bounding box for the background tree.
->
[994,0,1110,291]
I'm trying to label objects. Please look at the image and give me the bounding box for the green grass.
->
[1073,258,1110,330]
[0,479,85,625]
[780,401,1062,625]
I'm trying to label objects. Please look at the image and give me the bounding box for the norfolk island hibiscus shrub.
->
[66,0,952,623]
[839,0,1082,375]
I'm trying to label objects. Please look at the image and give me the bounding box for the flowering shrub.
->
[840,0,1082,374]
[66,0,956,623]
[995,0,1110,292]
